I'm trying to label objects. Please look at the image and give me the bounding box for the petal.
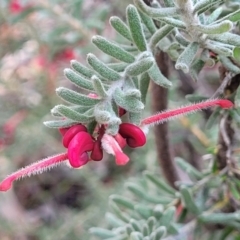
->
[91,140,103,161]
[62,124,87,148]
[67,132,94,168]
[119,123,146,148]
[0,152,68,192]
[101,134,129,165]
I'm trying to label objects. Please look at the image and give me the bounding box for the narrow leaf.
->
[64,68,94,91]
[133,0,179,18]
[92,35,135,63]
[139,72,150,104]
[208,33,240,47]
[110,16,132,41]
[53,105,94,123]
[56,87,100,106]
[175,157,203,180]
[195,20,233,34]
[44,119,77,128]
[144,171,176,195]
[219,56,240,74]
[70,60,95,78]
[138,10,156,35]
[127,5,147,52]
[149,25,174,49]
[125,57,154,76]
[92,75,108,98]
[87,53,121,81]
[113,88,144,113]
[175,42,199,73]
[180,186,200,215]
[148,63,172,88]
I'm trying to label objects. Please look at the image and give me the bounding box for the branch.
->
[151,50,180,188]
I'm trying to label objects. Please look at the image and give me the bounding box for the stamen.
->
[141,99,233,126]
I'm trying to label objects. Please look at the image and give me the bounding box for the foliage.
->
[1,0,240,239]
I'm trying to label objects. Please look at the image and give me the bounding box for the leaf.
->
[195,20,233,34]
[56,87,100,106]
[208,33,240,47]
[149,25,174,49]
[219,56,240,74]
[64,68,94,91]
[138,10,156,35]
[87,53,121,81]
[144,171,176,195]
[139,72,150,104]
[107,62,128,72]
[44,119,77,128]
[159,206,176,229]
[92,35,135,63]
[92,75,108,98]
[133,0,179,18]
[125,57,154,76]
[127,5,147,51]
[135,204,153,219]
[89,227,116,239]
[180,187,200,215]
[105,212,125,228]
[110,195,135,210]
[175,157,203,180]
[53,105,94,123]
[109,201,130,223]
[205,107,221,129]
[110,16,132,41]
[70,60,95,78]
[233,47,240,63]
[175,42,199,73]
[113,88,144,113]
[148,63,172,88]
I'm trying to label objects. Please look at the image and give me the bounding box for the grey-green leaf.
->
[56,87,100,106]
[87,53,121,81]
[148,63,172,88]
[110,16,132,41]
[125,57,154,76]
[92,35,135,63]
[64,68,94,91]
[175,42,199,73]
[127,5,147,52]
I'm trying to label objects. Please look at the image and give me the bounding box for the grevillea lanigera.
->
[0,99,233,192]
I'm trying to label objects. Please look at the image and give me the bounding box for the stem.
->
[215,67,240,170]
[151,50,180,189]
[0,153,68,192]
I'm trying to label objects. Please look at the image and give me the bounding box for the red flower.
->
[9,0,24,14]
[0,99,233,192]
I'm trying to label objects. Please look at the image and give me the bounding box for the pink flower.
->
[0,99,234,192]
[101,134,129,165]
[9,0,24,14]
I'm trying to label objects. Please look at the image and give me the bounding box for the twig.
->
[151,50,180,189]
[211,72,233,99]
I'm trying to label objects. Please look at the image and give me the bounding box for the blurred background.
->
[0,0,229,239]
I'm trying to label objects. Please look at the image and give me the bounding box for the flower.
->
[0,99,234,192]
[9,0,24,14]
[101,134,129,165]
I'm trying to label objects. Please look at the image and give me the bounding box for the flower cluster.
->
[59,121,146,168]
[0,99,234,192]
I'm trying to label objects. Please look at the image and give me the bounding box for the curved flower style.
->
[0,99,234,192]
